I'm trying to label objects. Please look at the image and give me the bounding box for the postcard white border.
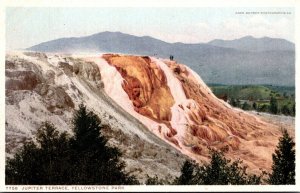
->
[0,0,299,192]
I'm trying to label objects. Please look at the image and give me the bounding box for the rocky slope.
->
[5,52,188,182]
[5,51,292,182]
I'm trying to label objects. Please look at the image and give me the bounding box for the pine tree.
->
[292,103,295,116]
[71,104,107,152]
[174,160,196,185]
[145,175,166,185]
[35,122,71,184]
[6,105,138,185]
[69,104,138,185]
[175,149,263,185]
[6,142,40,184]
[242,102,251,110]
[269,97,278,114]
[6,122,71,184]
[252,102,257,110]
[236,99,241,108]
[268,129,295,184]
[281,105,291,116]
[230,98,237,107]
[202,150,230,184]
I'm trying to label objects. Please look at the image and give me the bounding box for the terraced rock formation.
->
[6,51,291,182]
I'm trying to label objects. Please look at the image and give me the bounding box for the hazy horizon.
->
[6,7,294,50]
[27,31,297,48]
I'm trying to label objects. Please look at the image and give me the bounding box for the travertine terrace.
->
[6,52,292,180]
[97,54,285,174]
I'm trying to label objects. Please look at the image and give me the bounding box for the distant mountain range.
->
[27,31,295,86]
[208,35,294,52]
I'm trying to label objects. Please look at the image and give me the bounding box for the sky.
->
[6,7,294,50]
